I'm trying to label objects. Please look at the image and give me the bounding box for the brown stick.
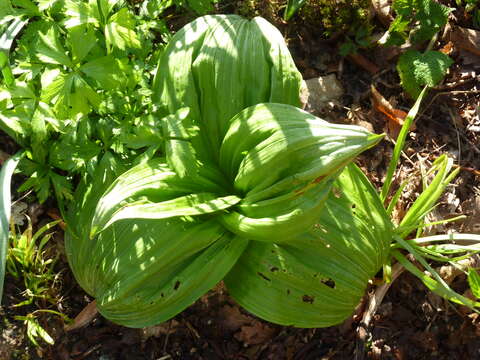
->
[354,263,405,360]
[347,53,380,74]
[65,300,98,331]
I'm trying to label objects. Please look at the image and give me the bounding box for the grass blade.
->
[381,87,428,203]
[284,0,307,20]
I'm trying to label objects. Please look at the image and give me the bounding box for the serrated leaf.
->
[384,16,411,46]
[412,0,451,44]
[40,70,74,103]
[105,21,141,51]
[80,56,121,90]
[186,0,216,14]
[0,108,31,143]
[37,0,62,12]
[68,26,97,63]
[140,0,173,18]
[97,0,120,21]
[13,0,40,16]
[36,26,72,67]
[386,0,451,46]
[397,50,453,98]
[64,0,100,28]
[50,171,73,202]
[392,0,415,16]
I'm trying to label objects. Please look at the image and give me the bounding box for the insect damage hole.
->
[302,295,315,304]
[174,280,181,290]
[257,272,271,282]
[322,278,335,289]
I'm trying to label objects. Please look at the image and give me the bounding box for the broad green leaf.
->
[219,178,333,242]
[221,104,383,195]
[225,163,393,327]
[92,192,241,237]
[153,15,302,157]
[90,158,228,237]
[0,151,23,303]
[217,103,383,241]
[66,156,248,327]
[85,221,247,328]
[162,108,204,179]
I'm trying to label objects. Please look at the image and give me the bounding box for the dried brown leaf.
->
[371,84,411,138]
[219,304,251,331]
[142,320,180,341]
[450,26,480,56]
[234,321,276,346]
[371,0,393,26]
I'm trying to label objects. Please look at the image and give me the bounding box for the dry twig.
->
[355,263,405,360]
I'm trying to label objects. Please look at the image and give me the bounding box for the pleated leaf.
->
[218,103,384,241]
[66,154,249,328]
[224,163,392,327]
[152,15,302,160]
[90,158,234,237]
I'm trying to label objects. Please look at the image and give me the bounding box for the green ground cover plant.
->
[383,0,454,97]
[284,0,454,97]
[1,2,480,337]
